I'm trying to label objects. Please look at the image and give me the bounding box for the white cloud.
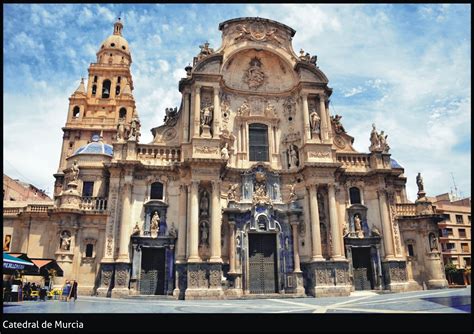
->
[343,87,365,97]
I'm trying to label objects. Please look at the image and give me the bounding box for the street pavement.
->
[3,286,470,313]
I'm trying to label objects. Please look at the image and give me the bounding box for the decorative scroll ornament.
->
[195,146,219,154]
[234,22,282,45]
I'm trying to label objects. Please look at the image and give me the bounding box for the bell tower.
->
[53,18,137,197]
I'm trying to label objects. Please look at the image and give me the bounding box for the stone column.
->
[309,185,324,261]
[213,87,220,137]
[182,90,190,142]
[243,123,248,153]
[328,184,344,260]
[291,222,302,272]
[210,180,222,263]
[187,180,200,262]
[176,184,187,262]
[378,190,396,260]
[301,93,311,142]
[228,221,236,273]
[319,94,329,142]
[193,85,201,138]
[117,181,132,262]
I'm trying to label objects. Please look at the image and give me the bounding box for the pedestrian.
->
[62,280,71,302]
[39,286,47,301]
[11,280,19,302]
[18,281,23,302]
[4,278,12,302]
[69,280,78,302]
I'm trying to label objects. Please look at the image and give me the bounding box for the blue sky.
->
[3,4,471,201]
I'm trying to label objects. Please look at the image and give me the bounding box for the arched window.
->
[93,76,98,83]
[249,123,269,161]
[72,106,80,118]
[92,85,97,96]
[119,107,127,119]
[102,79,111,98]
[349,187,361,204]
[115,85,121,96]
[85,244,94,258]
[150,182,164,200]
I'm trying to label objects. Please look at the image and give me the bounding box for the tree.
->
[444,263,458,285]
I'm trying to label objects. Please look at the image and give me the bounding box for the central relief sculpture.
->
[243,57,265,89]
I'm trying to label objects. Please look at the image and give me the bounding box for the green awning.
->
[3,252,35,270]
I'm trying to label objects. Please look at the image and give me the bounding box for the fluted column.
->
[309,185,324,261]
[117,181,132,262]
[378,190,396,260]
[182,90,190,142]
[228,221,236,273]
[213,87,220,138]
[301,93,311,142]
[210,180,222,263]
[328,184,344,260]
[176,184,187,262]
[291,222,302,272]
[187,180,200,262]
[193,85,201,138]
[319,94,329,142]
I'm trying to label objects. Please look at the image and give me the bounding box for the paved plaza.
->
[3,286,470,314]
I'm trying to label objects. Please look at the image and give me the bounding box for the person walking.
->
[11,280,19,302]
[69,280,78,302]
[61,281,71,302]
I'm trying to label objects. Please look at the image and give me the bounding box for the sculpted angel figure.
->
[71,160,80,181]
[309,108,320,132]
[221,143,230,161]
[201,105,213,126]
[227,184,238,201]
[288,184,297,202]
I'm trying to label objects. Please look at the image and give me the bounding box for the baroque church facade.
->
[3,17,448,299]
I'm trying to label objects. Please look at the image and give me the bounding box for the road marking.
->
[268,298,328,313]
[328,306,433,314]
[346,289,460,306]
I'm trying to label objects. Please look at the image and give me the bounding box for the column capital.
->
[190,179,200,191]
[211,179,221,190]
[300,92,309,99]
[213,86,220,95]
[228,220,236,227]
[195,84,202,92]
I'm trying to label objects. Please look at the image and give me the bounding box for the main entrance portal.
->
[139,247,166,295]
[248,233,278,294]
[352,247,374,290]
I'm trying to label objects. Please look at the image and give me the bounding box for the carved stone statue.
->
[371,224,381,237]
[288,184,297,203]
[60,230,72,251]
[221,143,230,161]
[331,114,346,134]
[151,211,160,235]
[342,224,349,237]
[354,214,364,238]
[168,223,177,238]
[264,103,276,117]
[309,108,320,133]
[164,107,178,126]
[70,160,80,182]
[117,119,126,142]
[288,144,299,169]
[200,221,209,245]
[227,184,237,202]
[200,105,213,126]
[252,184,271,206]
[369,124,380,151]
[237,100,250,116]
[132,222,140,236]
[416,173,424,193]
[273,183,279,200]
[128,114,141,141]
[197,41,214,61]
[378,131,389,153]
[200,191,209,216]
[429,233,438,251]
[243,57,265,89]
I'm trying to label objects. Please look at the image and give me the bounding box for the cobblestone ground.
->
[3,286,470,313]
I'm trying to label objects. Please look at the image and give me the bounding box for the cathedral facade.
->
[3,17,448,299]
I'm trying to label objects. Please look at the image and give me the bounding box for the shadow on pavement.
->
[422,296,471,312]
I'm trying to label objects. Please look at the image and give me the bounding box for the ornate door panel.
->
[249,234,277,294]
[352,247,373,290]
[140,248,165,295]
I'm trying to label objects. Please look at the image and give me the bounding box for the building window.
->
[461,243,469,253]
[85,244,94,258]
[92,84,97,96]
[93,76,98,83]
[117,76,121,83]
[82,181,94,197]
[102,80,111,98]
[349,187,361,205]
[451,257,459,265]
[72,106,80,118]
[456,215,464,224]
[459,229,466,238]
[115,85,121,96]
[442,214,451,223]
[249,123,269,162]
[446,228,454,236]
[119,108,127,119]
[468,216,471,224]
[407,244,415,257]
[464,257,471,267]
[446,243,456,250]
[150,182,164,200]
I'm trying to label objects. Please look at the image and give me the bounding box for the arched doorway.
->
[248,233,278,294]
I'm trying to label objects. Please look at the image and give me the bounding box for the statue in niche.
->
[132,222,140,236]
[117,119,126,142]
[70,160,80,182]
[288,184,297,203]
[244,182,250,199]
[429,233,438,251]
[227,184,238,202]
[200,105,213,126]
[370,224,381,237]
[273,183,279,200]
[200,221,209,246]
[309,107,320,133]
[221,143,230,161]
[200,191,209,217]
[151,211,160,234]
[354,214,364,238]
[60,230,72,251]
[253,184,271,206]
[288,144,299,169]
[416,172,424,193]
[243,57,265,89]
[237,100,250,116]
[264,102,277,117]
